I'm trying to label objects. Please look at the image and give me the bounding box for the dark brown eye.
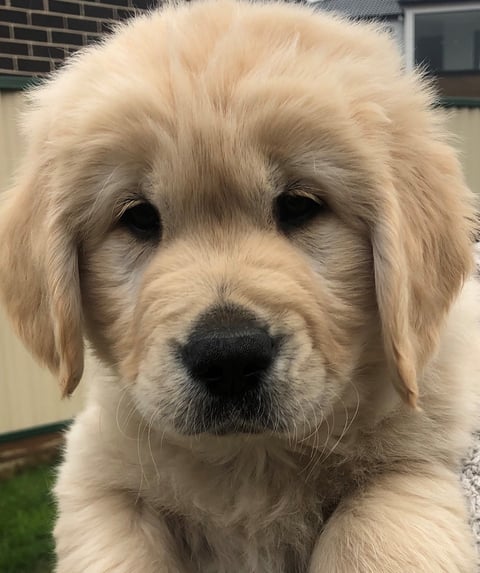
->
[120,202,161,241]
[276,193,326,230]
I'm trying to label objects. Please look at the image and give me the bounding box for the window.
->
[405,5,480,100]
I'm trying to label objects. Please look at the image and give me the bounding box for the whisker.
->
[147,408,161,484]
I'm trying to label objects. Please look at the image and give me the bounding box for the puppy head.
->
[0,0,474,436]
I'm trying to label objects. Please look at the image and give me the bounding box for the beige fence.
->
[446,107,480,196]
[1,90,480,435]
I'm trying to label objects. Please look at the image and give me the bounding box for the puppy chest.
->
[167,509,323,573]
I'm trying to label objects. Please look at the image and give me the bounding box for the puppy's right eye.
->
[119,202,161,241]
[275,191,326,231]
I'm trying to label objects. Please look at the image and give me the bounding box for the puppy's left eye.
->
[276,192,326,230]
[120,202,161,241]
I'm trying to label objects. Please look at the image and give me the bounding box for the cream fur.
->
[0,1,479,571]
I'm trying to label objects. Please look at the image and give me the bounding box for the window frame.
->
[404,2,480,71]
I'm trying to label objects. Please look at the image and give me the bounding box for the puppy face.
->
[0,0,474,439]
[78,93,375,437]
[82,145,374,437]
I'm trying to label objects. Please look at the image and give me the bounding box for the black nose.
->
[181,306,275,398]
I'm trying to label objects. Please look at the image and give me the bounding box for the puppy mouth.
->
[172,385,289,436]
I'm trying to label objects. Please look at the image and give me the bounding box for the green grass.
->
[0,463,57,573]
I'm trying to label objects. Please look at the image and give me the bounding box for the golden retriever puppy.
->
[0,1,479,571]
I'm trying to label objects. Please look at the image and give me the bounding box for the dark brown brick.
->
[132,0,158,9]
[0,8,28,24]
[0,24,10,38]
[17,57,52,73]
[97,0,129,6]
[31,13,64,29]
[116,8,136,21]
[67,17,97,33]
[0,56,14,70]
[0,40,28,55]
[84,4,114,19]
[51,30,84,45]
[48,0,80,15]
[14,26,48,42]
[11,0,45,9]
[31,44,66,59]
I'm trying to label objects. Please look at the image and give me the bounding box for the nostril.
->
[196,364,224,383]
[244,367,264,378]
[241,351,273,380]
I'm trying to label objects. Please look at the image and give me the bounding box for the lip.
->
[177,408,273,436]
[173,390,282,436]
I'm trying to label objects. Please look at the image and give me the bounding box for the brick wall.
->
[0,0,158,77]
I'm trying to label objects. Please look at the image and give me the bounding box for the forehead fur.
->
[19,0,438,240]
[24,0,418,166]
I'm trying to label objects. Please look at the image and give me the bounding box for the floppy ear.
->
[373,139,474,409]
[0,172,84,397]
